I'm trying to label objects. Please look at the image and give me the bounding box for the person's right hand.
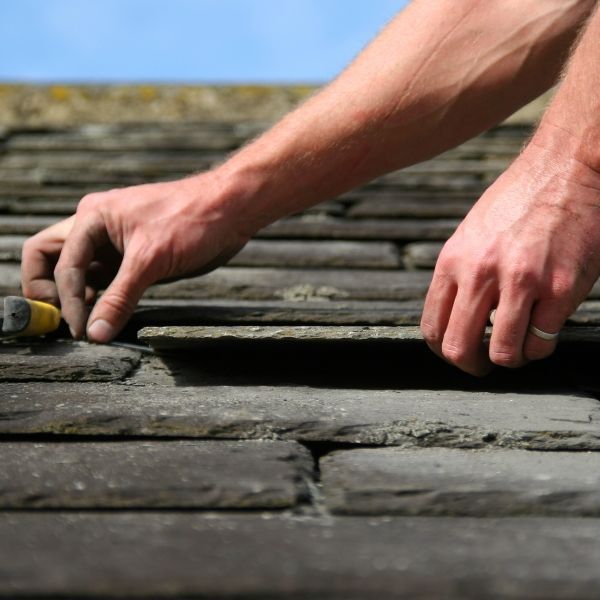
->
[21,172,250,343]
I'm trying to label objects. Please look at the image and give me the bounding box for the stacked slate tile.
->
[2,91,600,598]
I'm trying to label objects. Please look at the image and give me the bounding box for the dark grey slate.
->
[259,216,460,241]
[322,447,600,516]
[0,235,25,261]
[0,340,140,382]
[0,215,60,235]
[144,268,432,301]
[229,240,402,269]
[403,241,444,269]
[0,264,21,295]
[2,514,600,598]
[138,324,600,350]
[349,198,473,219]
[1,383,600,449]
[0,440,311,509]
[134,298,424,326]
[138,325,426,350]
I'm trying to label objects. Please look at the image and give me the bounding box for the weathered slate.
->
[0,263,21,295]
[0,235,25,261]
[5,130,246,152]
[403,241,444,269]
[0,340,140,382]
[397,158,511,174]
[348,198,474,219]
[0,215,59,235]
[0,198,77,215]
[138,324,600,350]
[145,268,432,301]
[133,298,600,327]
[0,183,113,198]
[374,173,484,189]
[567,301,600,325]
[2,514,600,598]
[138,325,426,350]
[134,298,424,326]
[0,440,311,509]
[258,216,460,241]
[229,240,402,269]
[0,168,170,186]
[0,214,458,242]
[0,151,218,172]
[321,448,600,516]
[2,383,600,449]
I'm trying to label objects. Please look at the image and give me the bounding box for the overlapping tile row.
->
[4,118,600,598]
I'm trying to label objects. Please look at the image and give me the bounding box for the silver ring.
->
[528,324,559,341]
[489,309,559,341]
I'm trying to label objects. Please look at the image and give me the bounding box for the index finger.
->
[54,213,108,339]
[21,217,75,305]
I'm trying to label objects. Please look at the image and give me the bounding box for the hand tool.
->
[0,296,155,353]
[0,296,61,338]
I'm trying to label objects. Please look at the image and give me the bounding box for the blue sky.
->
[0,1,408,83]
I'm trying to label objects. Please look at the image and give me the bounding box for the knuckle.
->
[22,236,38,256]
[420,321,442,347]
[100,289,137,319]
[77,192,103,214]
[507,265,539,291]
[441,340,468,365]
[546,274,577,308]
[489,348,521,368]
[467,255,495,287]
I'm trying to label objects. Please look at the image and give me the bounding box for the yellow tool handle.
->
[2,297,61,337]
[19,299,61,337]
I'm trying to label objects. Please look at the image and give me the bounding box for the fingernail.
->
[87,319,115,343]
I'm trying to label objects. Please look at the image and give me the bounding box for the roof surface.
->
[1,87,600,598]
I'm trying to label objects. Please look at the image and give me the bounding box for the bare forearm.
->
[532,5,600,173]
[214,0,593,234]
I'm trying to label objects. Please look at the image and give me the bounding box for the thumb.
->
[86,254,150,343]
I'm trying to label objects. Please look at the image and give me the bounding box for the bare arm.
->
[421,4,600,375]
[21,0,594,342]
[221,0,594,233]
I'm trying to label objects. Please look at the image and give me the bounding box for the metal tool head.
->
[1,296,31,335]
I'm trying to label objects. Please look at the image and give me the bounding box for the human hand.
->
[420,132,600,375]
[21,173,249,342]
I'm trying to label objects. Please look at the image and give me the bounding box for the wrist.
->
[181,159,269,242]
[530,118,600,179]
[524,120,600,190]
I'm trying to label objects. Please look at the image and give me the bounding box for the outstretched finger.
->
[86,252,153,343]
[54,214,108,339]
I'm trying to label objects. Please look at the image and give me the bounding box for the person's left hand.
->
[420,131,600,376]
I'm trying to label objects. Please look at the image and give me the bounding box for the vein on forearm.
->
[221,0,596,232]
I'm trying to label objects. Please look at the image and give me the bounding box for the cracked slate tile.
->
[1,383,600,449]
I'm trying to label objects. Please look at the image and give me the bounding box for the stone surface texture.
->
[0,440,311,509]
[2,382,600,450]
[0,340,140,381]
[321,447,600,516]
[2,514,600,599]
[4,87,600,599]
